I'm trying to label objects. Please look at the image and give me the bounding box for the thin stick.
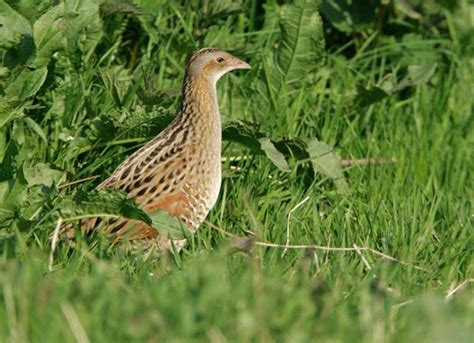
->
[282,196,310,257]
[445,279,473,301]
[58,175,100,189]
[61,301,90,343]
[206,221,427,271]
[391,299,414,311]
[353,243,372,270]
[255,241,428,271]
[341,158,396,167]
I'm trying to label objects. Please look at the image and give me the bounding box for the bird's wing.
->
[59,116,194,240]
[99,124,191,202]
[88,123,193,238]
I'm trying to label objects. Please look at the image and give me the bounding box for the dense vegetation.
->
[0,0,473,341]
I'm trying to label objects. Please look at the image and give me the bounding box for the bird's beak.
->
[230,58,251,70]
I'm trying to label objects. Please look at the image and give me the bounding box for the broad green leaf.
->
[0,99,24,130]
[3,0,56,22]
[0,156,50,218]
[355,84,389,107]
[4,67,48,100]
[148,209,193,240]
[307,138,349,194]
[269,0,325,95]
[392,63,438,92]
[22,67,48,98]
[23,117,48,143]
[53,187,193,240]
[223,118,308,171]
[222,118,263,153]
[31,0,101,68]
[23,163,64,187]
[0,1,35,68]
[0,173,27,211]
[406,64,438,85]
[63,0,102,56]
[258,138,291,172]
[0,1,32,49]
[32,3,67,68]
[56,188,151,225]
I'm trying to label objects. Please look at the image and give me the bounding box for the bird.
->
[65,48,251,252]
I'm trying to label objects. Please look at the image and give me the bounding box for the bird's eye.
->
[216,57,225,63]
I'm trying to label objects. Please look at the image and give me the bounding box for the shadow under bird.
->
[63,48,251,251]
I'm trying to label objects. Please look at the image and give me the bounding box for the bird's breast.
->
[179,109,222,228]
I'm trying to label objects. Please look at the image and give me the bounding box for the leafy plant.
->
[260,0,325,108]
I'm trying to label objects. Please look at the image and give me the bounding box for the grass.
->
[0,0,473,341]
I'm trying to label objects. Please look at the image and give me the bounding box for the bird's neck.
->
[176,74,222,152]
[180,75,219,119]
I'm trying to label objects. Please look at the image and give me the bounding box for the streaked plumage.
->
[66,48,250,251]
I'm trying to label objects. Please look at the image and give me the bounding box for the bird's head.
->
[185,48,251,85]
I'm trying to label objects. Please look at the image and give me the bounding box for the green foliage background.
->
[0,0,473,341]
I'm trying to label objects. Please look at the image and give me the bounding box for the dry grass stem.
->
[282,196,311,257]
[58,175,100,189]
[391,299,414,312]
[255,241,428,271]
[445,279,473,301]
[49,218,63,271]
[353,243,372,270]
[61,301,90,343]
[341,158,396,167]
